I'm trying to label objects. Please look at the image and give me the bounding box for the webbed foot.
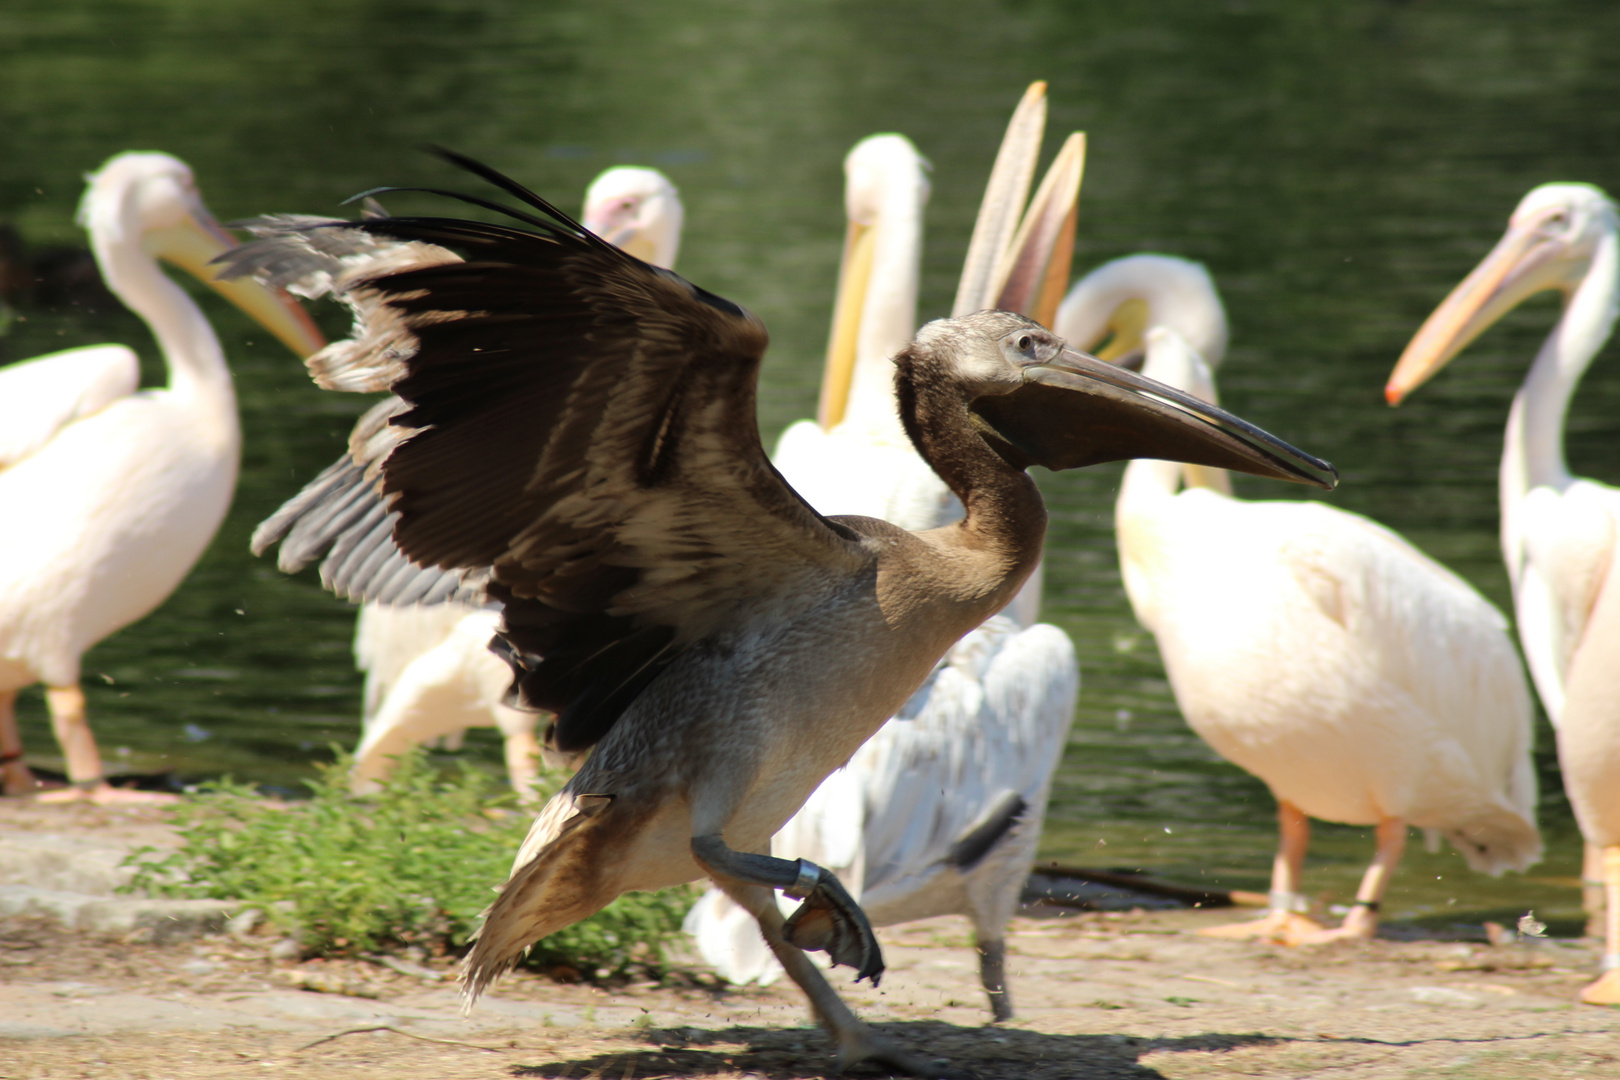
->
[1199,908,1324,945]
[834,1024,969,1078]
[1579,966,1620,1005]
[781,860,884,984]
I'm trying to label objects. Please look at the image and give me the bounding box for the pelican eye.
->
[1017,334,1033,351]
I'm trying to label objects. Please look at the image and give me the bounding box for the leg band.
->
[1353,900,1381,913]
[71,776,104,792]
[784,860,821,900]
[1602,953,1620,973]
[1268,891,1308,913]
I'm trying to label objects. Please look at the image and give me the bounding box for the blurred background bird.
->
[0,152,324,802]
[1058,255,1541,944]
[1388,182,1620,1003]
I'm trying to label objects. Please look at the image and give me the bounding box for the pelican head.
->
[817,134,931,431]
[906,310,1336,488]
[1387,183,1619,404]
[78,152,325,357]
[1056,254,1228,370]
[581,166,683,269]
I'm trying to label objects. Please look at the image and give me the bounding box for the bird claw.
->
[781,864,884,985]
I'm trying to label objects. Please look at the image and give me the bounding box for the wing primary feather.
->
[427,146,609,243]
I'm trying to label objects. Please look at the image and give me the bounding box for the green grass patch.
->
[122,749,695,980]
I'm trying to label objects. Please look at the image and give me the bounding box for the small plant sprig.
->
[122,749,694,979]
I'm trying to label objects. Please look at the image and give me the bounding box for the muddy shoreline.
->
[3,802,1615,1079]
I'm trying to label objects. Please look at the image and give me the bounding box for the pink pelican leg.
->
[1201,800,1325,942]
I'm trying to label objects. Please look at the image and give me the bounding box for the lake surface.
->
[4,0,1617,935]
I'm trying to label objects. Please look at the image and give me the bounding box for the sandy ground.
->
[2,804,1617,1079]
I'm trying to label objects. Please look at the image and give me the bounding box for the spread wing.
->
[0,345,139,469]
[245,153,867,752]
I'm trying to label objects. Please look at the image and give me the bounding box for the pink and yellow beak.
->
[144,208,326,359]
[1386,206,1578,405]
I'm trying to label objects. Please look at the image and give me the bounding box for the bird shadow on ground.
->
[509,1020,1282,1079]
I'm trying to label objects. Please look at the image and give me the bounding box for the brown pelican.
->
[347,166,685,797]
[689,90,1085,1022]
[0,152,323,803]
[241,149,1334,1074]
[1388,183,1620,1005]
[1067,257,1539,943]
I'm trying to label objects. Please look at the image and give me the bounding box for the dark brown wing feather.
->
[251,160,864,751]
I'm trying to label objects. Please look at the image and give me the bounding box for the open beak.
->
[817,217,878,429]
[972,346,1338,488]
[145,208,326,358]
[953,82,1084,330]
[1386,209,1572,405]
[993,133,1084,328]
[954,81,1048,318]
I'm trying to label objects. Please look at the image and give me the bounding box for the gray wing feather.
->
[249,397,486,606]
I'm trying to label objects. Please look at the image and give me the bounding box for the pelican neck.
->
[894,353,1046,608]
[1500,228,1618,569]
[91,223,236,411]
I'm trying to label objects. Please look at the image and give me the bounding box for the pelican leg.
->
[35,684,173,805]
[1582,842,1606,939]
[708,875,944,1078]
[502,726,542,804]
[690,834,882,982]
[1200,799,1323,943]
[977,936,1013,1022]
[1578,845,1620,1005]
[1298,816,1406,945]
[0,690,39,797]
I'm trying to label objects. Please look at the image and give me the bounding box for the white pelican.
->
[1070,256,1541,944]
[0,152,324,803]
[687,99,1084,1022]
[1387,183,1620,1004]
[347,166,685,797]
[245,148,1334,1074]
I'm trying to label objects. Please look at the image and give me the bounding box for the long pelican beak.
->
[817,217,878,429]
[145,209,326,358]
[1386,208,1575,404]
[973,345,1338,488]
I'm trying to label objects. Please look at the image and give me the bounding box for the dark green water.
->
[4,0,1616,934]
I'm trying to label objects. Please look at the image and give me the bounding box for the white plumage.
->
[686,125,1083,1020]
[1071,256,1540,944]
[0,152,323,802]
[1388,183,1620,1003]
[347,166,686,795]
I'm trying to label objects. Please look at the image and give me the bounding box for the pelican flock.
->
[0,152,323,803]
[1388,182,1620,1004]
[6,77,1618,1080]
[239,149,1333,1072]
[688,86,1084,1021]
[1071,256,1540,944]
